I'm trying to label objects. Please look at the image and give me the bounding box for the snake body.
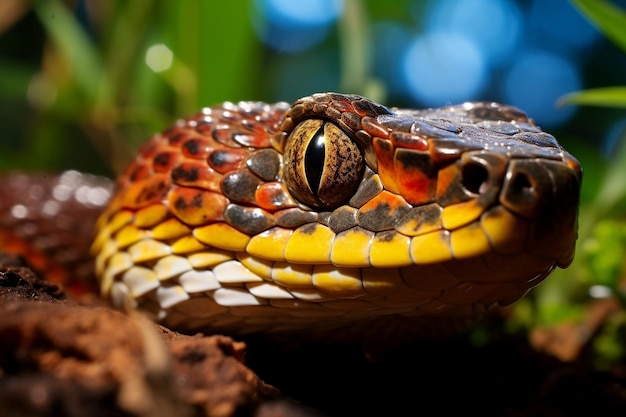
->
[3,93,582,338]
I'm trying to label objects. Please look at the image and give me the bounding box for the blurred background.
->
[1,0,625,174]
[1,0,626,362]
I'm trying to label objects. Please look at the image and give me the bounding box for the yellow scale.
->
[94,185,531,327]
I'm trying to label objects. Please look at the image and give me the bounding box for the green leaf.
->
[33,0,110,104]
[558,86,626,108]
[101,0,156,106]
[582,220,626,289]
[591,131,626,215]
[569,0,626,55]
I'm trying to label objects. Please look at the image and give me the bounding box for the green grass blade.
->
[33,0,108,103]
[558,86,626,108]
[570,0,626,55]
[592,130,626,217]
[101,0,156,105]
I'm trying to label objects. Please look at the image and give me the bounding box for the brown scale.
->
[0,171,112,295]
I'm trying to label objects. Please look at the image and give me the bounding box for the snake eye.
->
[283,119,364,208]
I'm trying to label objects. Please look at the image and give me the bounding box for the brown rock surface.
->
[0,254,280,417]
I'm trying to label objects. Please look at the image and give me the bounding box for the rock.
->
[0,252,66,302]
[0,255,280,417]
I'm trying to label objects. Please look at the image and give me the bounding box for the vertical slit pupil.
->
[304,126,326,194]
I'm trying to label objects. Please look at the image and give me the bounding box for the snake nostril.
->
[500,160,552,219]
[511,172,532,193]
[461,162,489,195]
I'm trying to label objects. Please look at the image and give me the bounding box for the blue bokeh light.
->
[425,0,522,66]
[528,0,600,53]
[401,32,487,107]
[261,0,343,25]
[253,0,343,53]
[503,50,581,128]
[371,22,412,97]
[249,0,624,131]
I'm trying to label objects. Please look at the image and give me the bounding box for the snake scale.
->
[0,92,582,340]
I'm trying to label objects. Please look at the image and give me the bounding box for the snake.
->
[0,92,582,339]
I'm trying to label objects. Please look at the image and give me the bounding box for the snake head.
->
[92,93,582,338]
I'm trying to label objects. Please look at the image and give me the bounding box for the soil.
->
[1,252,625,417]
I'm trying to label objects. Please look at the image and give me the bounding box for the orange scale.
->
[168,185,228,226]
[248,123,274,146]
[564,153,582,177]
[181,137,214,159]
[171,162,222,192]
[255,182,298,211]
[435,163,460,203]
[241,119,258,130]
[359,190,411,217]
[393,148,437,206]
[123,161,151,183]
[372,137,399,193]
[194,120,216,136]
[166,128,193,146]
[208,148,250,174]
[119,173,171,209]
[212,124,239,147]
[136,136,161,159]
[152,150,182,173]
[233,132,270,148]
[361,116,389,139]
[389,131,429,151]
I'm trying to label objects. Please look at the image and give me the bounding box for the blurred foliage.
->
[560,0,626,108]
[1,0,626,364]
[0,0,264,175]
